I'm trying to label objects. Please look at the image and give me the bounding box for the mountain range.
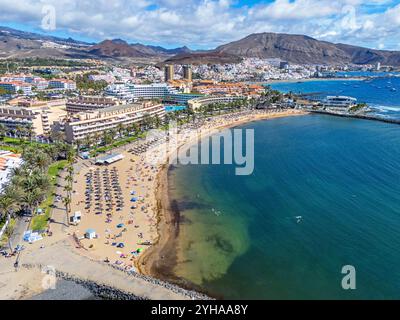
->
[1,26,400,66]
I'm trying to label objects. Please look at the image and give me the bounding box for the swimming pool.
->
[165,105,187,112]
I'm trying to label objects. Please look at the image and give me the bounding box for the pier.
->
[310,110,400,125]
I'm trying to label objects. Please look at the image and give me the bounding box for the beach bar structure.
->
[85,229,97,239]
[70,211,82,225]
[95,153,124,165]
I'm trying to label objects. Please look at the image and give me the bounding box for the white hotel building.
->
[105,83,202,105]
[188,95,247,110]
[66,96,122,113]
[106,83,174,101]
[61,102,166,143]
[0,103,67,136]
[48,79,77,90]
[0,81,33,95]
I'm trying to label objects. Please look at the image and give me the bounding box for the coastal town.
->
[0,53,398,300]
[0,13,400,300]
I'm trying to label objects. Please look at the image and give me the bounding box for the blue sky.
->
[0,0,399,50]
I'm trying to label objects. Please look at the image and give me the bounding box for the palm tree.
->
[75,139,82,154]
[50,131,66,143]
[103,130,114,151]
[130,122,140,136]
[0,123,7,140]
[46,144,59,161]
[21,189,43,217]
[33,152,51,172]
[141,113,152,131]
[93,132,102,146]
[0,195,18,221]
[32,171,51,192]
[62,196,71,226]
[153,115,161,129]
[15,125,24,142]
[84,135,92,150]
[66,146,76,163]
[65,175,73,191]
[116,123,125,139]
[0,193,20,253]
[25,124,35,142]
[67,165,74,177]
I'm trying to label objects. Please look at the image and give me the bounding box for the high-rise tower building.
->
[164,65,174,82]
[183,65,192,82]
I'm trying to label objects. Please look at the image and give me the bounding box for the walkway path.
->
[21,238,191,300]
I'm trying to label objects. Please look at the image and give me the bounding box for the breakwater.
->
[310,110,400,125]
[22,263,212,300]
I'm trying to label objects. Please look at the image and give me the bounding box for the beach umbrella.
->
[130,197,138,202]
[117,223,125,228]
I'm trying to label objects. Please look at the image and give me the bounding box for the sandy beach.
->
[68,109,307,277]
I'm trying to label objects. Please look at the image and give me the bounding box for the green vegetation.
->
[31,160,68,231]
[0,217,16,248]
[0,143,75,235]
[0,87,13,96]
[349,103,367,113]
[76,73,108,93]
[1,58,92,68]
[0,61,18,74]
[0,136,51,153]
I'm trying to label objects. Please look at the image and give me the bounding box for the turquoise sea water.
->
[269,76,400,119]
[170,115,400,299]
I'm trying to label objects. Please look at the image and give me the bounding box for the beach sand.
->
[69,110,307,273]
[69,151,160,271]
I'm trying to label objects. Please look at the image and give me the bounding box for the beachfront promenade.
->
[20,239,197,300]
[0,237,198,299]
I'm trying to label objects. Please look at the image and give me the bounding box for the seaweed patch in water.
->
[206,234,234,255]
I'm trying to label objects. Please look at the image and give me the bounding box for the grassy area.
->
[0,137,51,154]
[30,160,68,231]
[89,133,146,157]
[0,218,16,248]
[0,144,22,153]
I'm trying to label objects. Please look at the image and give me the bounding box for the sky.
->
[0,0,399,50]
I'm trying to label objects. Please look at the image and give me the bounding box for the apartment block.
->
[0,100,67,136]
[0,81,33,95]
[48,79,77,90]
[66,96,122,113]
[62,102,166,142]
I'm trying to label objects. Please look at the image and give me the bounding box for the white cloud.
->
[0,0,398,50]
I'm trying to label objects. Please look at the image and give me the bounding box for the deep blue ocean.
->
[169,114,400,299]
[269,76,400,119]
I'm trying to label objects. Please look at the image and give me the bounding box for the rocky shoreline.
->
[22,263,212,300]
